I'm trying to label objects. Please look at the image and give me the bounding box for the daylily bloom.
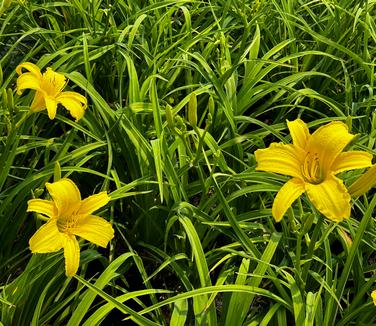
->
[371,290,376,306]
[16,62,87,121]
[255,119,373,222]
[27,178,114,276]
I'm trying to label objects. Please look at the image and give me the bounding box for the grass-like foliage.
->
[1,0,376,325]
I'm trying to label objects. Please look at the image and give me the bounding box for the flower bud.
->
[165,104,174,129]
[348,165,376,198]
[188,93,197,127]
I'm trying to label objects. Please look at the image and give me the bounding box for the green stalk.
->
[301,218,323,283]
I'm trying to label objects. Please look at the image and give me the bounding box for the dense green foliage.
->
[1,0,376,325]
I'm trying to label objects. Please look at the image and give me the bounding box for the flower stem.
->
[301,217,323,283]
[14,111,31,130]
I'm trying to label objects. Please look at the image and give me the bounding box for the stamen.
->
[301,152,324,184]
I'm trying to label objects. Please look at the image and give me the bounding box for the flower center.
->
[56,216,77,234]
[301,152,324,184]
[41,68,67,97]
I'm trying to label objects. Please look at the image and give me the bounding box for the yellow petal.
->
[45,96,58,119]
[306,176,351,222]
[371,290,376,306]
[57,92,87,121]
[78,192,111,215]
[31,90,46,112]
[46,178,81,217]
[16,62,42,79]
[27,199,57,218]
[16,73,41,95]
[272,178,305,222]
[58,91,87,105]
[29,219,64,253]
[287,119,310,149]
[72,215,114,248]
[62,234,80,277]
[306,121,355,175]
[348,165,376,197]
[331,151,373,174]
[255,143,305,179]
[42,68,67,96]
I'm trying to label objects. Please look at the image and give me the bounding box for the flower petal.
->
[272,178,305,222]
[27,199,57,218]
[29,219,64,253]
[371,290,376,306]
[16,73,41,95]
[306,176,351,222]
[331,151,373,174]
[31,90,46,112]
[306,121,355,175]
[62,234,80,276]
[57,92,88,121]
[45,96,58,119]
[287,119,310,149]
[58,91,88,104]
[72,215,114,248]
[16,62,42,79]
[78,192,111,215]
[255,143,305,179]
[348,165,376,197]
[42,68,67,96]
[46,178,81,217]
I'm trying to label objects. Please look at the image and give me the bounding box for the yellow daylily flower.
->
[27,178,114,276]
[255,119,373,223]
[372,290,376,306]
[16,62,87,121]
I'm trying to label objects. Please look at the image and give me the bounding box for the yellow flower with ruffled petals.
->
[255,119,373,223]
[16,62,87,121]
[27,178,114,276]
